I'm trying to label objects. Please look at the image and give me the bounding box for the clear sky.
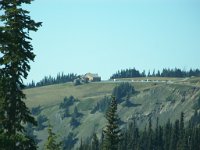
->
[25,0,200,82]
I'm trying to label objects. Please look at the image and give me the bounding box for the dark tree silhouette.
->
[103,96,122,150]
[0,0,42,149]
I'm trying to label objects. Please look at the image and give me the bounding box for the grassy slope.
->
[24,81,157,108]
[24,77,200,149]
[25,82,116,108]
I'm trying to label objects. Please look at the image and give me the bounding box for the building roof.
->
[85,73,100,78]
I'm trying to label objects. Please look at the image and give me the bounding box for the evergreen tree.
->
[25,123,39,144]
[73,106,80,118]
[79,138,84,150]
[110,68,142,79]
[119,131,128,150]
[63,106,70,118]
[177,112,187,150]
[169,120,180,150]
[127,119,139,150]
[103,96,122,150]
[154,117,159,150]
[63,132,78,150]
[156,70,161,77]
[152,69,156,77]
[158,126,164,150]
[91,133,99,150]
[110,68,200,78]
[45,124,62,150]
[164,119,172,150]
[139,126,148,150]
[148,70,151,77]
[0,0,41,149]
[70,116,80,128]
[36,115,48,131]
[112,82,135,103]
[179,112,185,139]
[147,117,153,150]
[142,70,146,77]
[190,127,200,150]
[75,112,200,150]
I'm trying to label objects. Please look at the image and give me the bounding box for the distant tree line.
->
[26,73,78,88]
[110,68,145,79]
[110,68,200,79]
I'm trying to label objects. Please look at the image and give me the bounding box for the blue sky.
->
[25,0,200,82]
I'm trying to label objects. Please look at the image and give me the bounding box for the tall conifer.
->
[0,0,41,149]
[103,96,122,150]
[91,133,99,150]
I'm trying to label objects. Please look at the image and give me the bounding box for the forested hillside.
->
[24,77,200,149]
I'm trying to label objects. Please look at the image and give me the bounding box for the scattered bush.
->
[122,96,135,107]
[36,115,48,131]
[112,82,135,103]
[59,96,77,109]
[72,106,83,118]
[31,106,41,116]
[63,107,70,118]
[74,78,81,86]
[70,117,80,128]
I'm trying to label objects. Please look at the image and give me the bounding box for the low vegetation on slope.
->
[24,77,200,149]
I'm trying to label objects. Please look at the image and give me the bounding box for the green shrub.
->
[112,82,135,103]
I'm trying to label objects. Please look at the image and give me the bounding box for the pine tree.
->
[154,117,159,150]
[126,119,139,150]
[169,120,180,150]
[63,132,77,150]
[164,119,172,150]
[73,106,80,118]
[25,123,39,144]
[179,112,185,139]
[119,131,128,150]
[91,133,99,150]
[140,126,148,150]
[177,112,187,150]
[147,117,153,150]
[79,138,84,150]
[0,0,42,149]
[103,96,122,150]
[158,126,164,150]
[45,124,62,150]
